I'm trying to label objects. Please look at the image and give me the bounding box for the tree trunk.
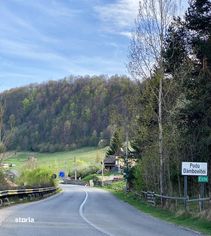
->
[159,76,163,195]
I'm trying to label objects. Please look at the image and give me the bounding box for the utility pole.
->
[74,156,77,180]
[125,126,129,191]
[158,74,163,196]
[101,159,104,187]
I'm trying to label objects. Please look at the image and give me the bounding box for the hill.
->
[0,75,138,152]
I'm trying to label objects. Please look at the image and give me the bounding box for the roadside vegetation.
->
[17,167,57,188]
[0,168,8,190]
[0,147,106,189]
[104,181,211,236]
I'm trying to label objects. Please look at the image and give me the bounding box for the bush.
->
[80,165,99,178]
[0,168,7,190]
[17,167,57,188]
[82,174,99,182]
[0,142,6,153]
[68,165,99,179]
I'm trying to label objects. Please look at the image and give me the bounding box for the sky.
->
[0,0,188,92]
[0,0,141,91]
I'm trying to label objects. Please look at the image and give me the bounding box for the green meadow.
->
[3,147,107,174]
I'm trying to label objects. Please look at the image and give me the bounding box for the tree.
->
[1,75,138,152]
[163,17,188,77]
[129,0,179,194]
[162,0,211,194]
[0,101,6,163]
[106,130,122,156]
[0,102,4,143]
[177,0,211,162]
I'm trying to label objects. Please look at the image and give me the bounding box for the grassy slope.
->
[3,147,106,173]
[104,181,211,236]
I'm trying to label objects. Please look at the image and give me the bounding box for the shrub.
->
[0,168,7,190]
[17,167,57,188]
[82,174,99,182]
[0,142,6,153]
[68,165,99,179]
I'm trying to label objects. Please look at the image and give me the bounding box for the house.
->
[103,155,123,173]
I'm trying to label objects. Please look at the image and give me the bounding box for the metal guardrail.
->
[0,186,58,198]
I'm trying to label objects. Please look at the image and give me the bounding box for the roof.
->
[104,155,117,164]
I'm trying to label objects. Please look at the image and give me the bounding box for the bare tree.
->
[0,102,5,163]
[0,102,4,143]
[128,0,179,194]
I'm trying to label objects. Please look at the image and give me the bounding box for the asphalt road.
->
[0,185,202,236]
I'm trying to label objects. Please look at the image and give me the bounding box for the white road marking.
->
[79,190,113,236]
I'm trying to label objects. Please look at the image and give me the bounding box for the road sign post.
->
[198,176,208,211]
[184,175,188,210]
[199,182,205,210]
[182,162,208,210]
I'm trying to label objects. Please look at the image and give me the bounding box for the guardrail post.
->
[3,198,10,206]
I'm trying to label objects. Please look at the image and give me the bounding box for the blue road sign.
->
[59,171,65,178]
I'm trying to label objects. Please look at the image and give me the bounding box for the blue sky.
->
[0,0,140,91]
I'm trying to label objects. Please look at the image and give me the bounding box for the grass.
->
[3,147,106,174]
[103,181,211,236]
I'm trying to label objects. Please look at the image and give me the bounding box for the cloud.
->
[0,38,65,62]
[0,4,60,45]
[119,31,132,39]
[95,0,188,37]
[94,0,139,36]
[12,0,80,18]
[0,0,131,91]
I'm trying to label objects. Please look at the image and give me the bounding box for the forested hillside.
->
[0,75,138,152]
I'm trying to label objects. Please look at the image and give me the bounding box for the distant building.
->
[103,155,123,173]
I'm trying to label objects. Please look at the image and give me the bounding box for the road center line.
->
[79,189,112,236]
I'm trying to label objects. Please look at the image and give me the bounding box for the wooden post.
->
[74,157,77,180]
[199,183,205,211]
[101,160,104,187]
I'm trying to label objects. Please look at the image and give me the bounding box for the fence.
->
[134,191,211,212]
[0,186,58,207]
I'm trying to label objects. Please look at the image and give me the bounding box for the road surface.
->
[0,185,202,236]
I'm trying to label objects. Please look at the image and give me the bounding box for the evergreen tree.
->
[106,130,122,156]
[178,0,211,161]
